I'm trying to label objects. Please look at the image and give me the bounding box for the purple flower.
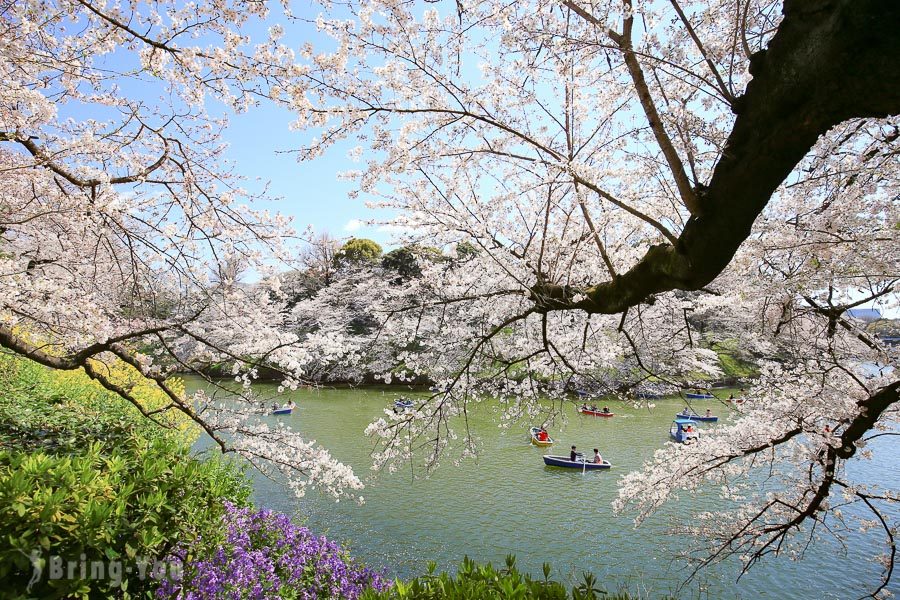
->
[156,502,389,599]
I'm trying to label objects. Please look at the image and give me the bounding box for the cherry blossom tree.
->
[0,0,363,499]
[3,0,899,592]
[300,230,341,286]
[282,0,900,592]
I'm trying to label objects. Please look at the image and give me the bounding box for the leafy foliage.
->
[361,555,633,600]
[382,245,443,280]
[0,353,194,451]
[0,356,251,598]
[336,238,384,267]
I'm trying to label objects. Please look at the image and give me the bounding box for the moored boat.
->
[685,391,715,399]
[542,454,611,469]
[271,407,293,415]
[529,426,554,446]
[394,399,414,409]
[670,418,700,443]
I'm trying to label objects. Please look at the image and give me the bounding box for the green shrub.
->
[361,555,632,600]
[0,355,251,598]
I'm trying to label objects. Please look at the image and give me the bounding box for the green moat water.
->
[188,379,898,599]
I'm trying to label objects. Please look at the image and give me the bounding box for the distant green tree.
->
[334,238,383,267]
[382,245,443,279]
[455,240,479,260]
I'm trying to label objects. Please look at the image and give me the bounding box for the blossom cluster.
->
[157,502,389,599]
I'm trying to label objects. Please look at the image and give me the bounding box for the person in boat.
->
[590,404,598,411]
[570,445,577,462]
[705,408,712,417]
[580,403,588,411]
[728,393,734,400]
[593,448,603,464]
[537,428,549,442]
[602,406,609,413]
[685,424,694,434]
[272,402,278,411]
[684,406,691,415]
[287,400,296,409]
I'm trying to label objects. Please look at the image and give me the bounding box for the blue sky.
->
[209,15,397,249]
[222,104,390,246]
[79,2,395,251]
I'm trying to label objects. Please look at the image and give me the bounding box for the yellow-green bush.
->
[0,355,250,598]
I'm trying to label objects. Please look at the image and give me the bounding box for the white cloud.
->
[343,219,363,232]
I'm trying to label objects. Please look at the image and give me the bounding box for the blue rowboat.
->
[271,407,293,415]
[685,392,715,399]
[394,399,414,409]
[542,455,611,469]
[676,411,718,422]
[670,418,700,443]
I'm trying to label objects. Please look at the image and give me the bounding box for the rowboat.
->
[580,408,614,417]
[670,418,700,444]
[675,411,718,422]
[542,455,611,469]
[685,392,715,399]
[529,426,554,446]
[271,407,293,415]
[394,399,414,409]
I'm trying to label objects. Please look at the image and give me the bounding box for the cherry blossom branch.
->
[571,174,678,245]
[531,0,900,316]
[613,0,701,215]
[11,134,170,188]
[668,0,737,103]
[835,481,897,599]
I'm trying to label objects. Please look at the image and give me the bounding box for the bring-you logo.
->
[19,549,181,592]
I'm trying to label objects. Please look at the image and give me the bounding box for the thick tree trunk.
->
[533,0,900,314]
